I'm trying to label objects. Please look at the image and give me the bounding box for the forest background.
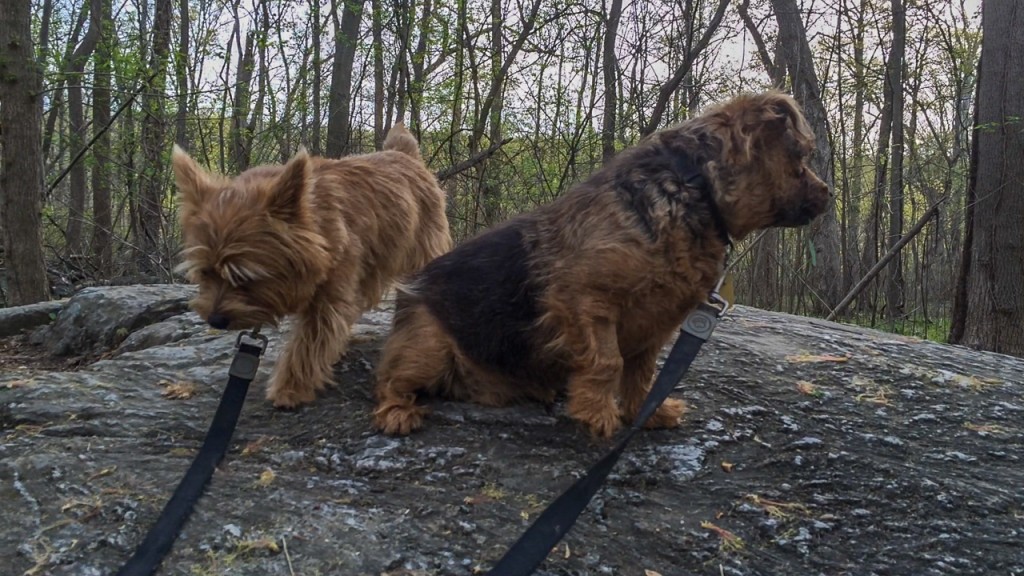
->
[2,0,1022,355]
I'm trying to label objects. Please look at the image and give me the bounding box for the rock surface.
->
[1,285,1022,575]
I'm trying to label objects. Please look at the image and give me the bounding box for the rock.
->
[0,299,65,337]
[2,287,1024,575]
[31,284,196,356]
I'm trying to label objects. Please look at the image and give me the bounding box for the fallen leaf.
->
[161,380,197,399]
[87,466,117,481]
[720,461,735,473]
[700,521,745,552]
[795,380,821,396]
[964,422,1008,434]
[241,436,277,457]
[744,494,809,518]
[785,354,850,363]
[256,468,275,487]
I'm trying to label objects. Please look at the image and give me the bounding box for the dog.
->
[372,92,831,438]
[172,123,451,408]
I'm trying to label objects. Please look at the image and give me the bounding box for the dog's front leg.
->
[620,344,687,429]
[564,316,624,438]
[266,293,358,408]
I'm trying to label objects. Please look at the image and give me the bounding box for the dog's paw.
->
[582,409,623,439]
[374,403,428,436]
[644,397,687,429]
[266,384,317,409]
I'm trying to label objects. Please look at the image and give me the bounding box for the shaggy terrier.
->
[173,124,451,408]
[373,92,830,438]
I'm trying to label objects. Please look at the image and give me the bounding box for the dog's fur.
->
[373,92,831,438]
[173,123,451,408]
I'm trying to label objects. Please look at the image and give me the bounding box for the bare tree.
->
[950,2,1024,356]
[770,0,843,312]
[600,0,623,163]
[640,0,729,137]
[325,0,366,157]
[882,0,906,319]
[65,0,102,257]
[91,0,114,275]
[134,0,173,274]
[0,0,50,304]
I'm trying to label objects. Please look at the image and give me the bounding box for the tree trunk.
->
[371,0,385,148]
[311,0,323,154]
[883,0,906,319]
[0,0,50,304]
[770,0,843,312]
[65,0,101,257]
[91,0,114,275]
[325,0,366,157]
[954,3,1024,356]
[173,0,190,148]
[229,30,255,171]
[640,0,729,136]
[600,0,623,164]
[134,0,173,275]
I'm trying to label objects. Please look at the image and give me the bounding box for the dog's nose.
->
[207,312,230,330]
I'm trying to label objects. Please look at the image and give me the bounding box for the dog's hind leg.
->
[373,304,455,435]
[619,344,686,429]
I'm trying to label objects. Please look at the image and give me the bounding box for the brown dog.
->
[373,92,830,438]
[173,124,451,408]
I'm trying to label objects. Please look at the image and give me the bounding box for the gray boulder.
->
[30,284,196,356]
[2,284,1023,576]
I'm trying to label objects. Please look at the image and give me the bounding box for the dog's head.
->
[172,147,330,329]
[695,92,831,239]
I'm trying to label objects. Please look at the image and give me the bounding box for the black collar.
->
[666,149,733,248]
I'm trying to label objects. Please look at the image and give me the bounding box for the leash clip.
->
[235,326,268,352]
[706,272,731,318]
[230,327,267,380]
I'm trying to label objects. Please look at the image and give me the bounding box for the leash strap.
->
[116,332,266,576]
[486,303,722,576]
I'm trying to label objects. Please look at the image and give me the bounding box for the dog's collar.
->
[666,149,733,249]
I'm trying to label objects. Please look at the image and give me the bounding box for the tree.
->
[882,0,906,319]
[949,2,1024,356]
[65,0,101,256]
[0,0,50,304]
[600,0,623,163]
[770,0,843,312]
[90,0,114,275]
[134,0,173,274]
[325,0,366,157]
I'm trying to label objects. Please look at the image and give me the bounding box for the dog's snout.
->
[207,312,230,330]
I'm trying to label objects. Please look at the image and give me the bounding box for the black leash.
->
[486,297,727,576]
[117,329,267,576]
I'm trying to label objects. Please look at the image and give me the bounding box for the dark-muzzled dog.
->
[373,92,831,438]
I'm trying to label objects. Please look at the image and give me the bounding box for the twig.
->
[826,197,947,321]
[435,137,513,182]
[282,536,295,576]
[45,70,159,197]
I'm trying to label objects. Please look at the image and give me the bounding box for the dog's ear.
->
[266,149,312,222]
[760,93,811,136]
[171,145,212,207]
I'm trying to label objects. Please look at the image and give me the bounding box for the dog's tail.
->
[383,122,421,159]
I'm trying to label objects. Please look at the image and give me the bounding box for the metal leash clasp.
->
[681,273,730,341]
[707,272,731,319]
[230,326,268,380]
